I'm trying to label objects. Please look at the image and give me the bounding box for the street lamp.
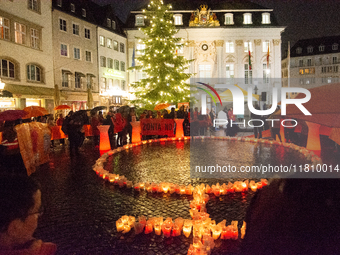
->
[0,79,5,95]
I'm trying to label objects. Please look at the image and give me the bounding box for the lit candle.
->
[138,215,146,225]
[144,220,153,234]
[172,223,181,236]
[183,219,192,237]
[211,225,222,240]
[154,223,162,235]
[205,185,211,194]
[116,219,124,232]
[249,180,257,192]
[179,185,186,195]
[134,222,145,234]
[241,221,246,239]
[122,223,131,234]
[162,222,172,237]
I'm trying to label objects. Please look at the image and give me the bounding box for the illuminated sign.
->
[104,69,125,79]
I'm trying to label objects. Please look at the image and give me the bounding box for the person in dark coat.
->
[251,105,263,139]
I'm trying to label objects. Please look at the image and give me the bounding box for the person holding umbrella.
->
[90,112,100,147]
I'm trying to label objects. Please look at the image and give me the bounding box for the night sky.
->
[95,0,340,50]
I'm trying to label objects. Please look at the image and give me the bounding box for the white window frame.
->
[114,60,119,70]
[174,14,182,25]
[226,63,234,78]
[112,20,116,30]
[121,61,125,71]
[244,41,253,52]
[262,41,270,53]
[27,64,41,82]
[101,77,106,90]
[100,56,106,67]
[224,13,234,25]
[85,50,92,62]
[243,13,252,24]
[75,73,82,89]
[307,59,312,66]
[299,59,303,67]
[113,40,118,51]
[107,38,112,49]
[121,80,126,91]
[319,45,325,52]
[82,9,86,17]
[70,3,75,13]
[175,43,184,54]
[107,18,111,28]
[261,13,270,24]
[226,41,234,53]
[135,15,144,26]
[332,44,338,50]
[62,72,70,88]
[0,17,10,40]
[333,56,338,64]
[263,63,270,84]
[84,28,90,39]
[198,64,212,78]
[59,18,67,32]
[244,63,252,84]
[0,59,15,78]
[30,28,40,49]
[120,43,125,53]
[307,46,313,53]
[99,36,105,46]
[73,47,81,60]
[14,22,26,45]
[72,23,79,36]
[28,0,39,12]
[60,43,68,57]
[107,58,113,69]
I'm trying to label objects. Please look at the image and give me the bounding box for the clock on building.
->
[202,44,208,51]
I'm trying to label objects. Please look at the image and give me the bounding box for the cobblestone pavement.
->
[33,138,307,255]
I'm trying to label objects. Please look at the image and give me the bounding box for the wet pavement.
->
[32,137,308,255]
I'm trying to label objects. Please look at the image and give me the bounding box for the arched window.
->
[262,13,270,24]
[243,13,252,24]
[0,59,15,78]
[27,64,41,82]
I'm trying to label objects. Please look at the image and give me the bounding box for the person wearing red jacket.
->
[114,113,126,147]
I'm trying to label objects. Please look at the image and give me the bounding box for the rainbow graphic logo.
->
[195,82,223,106]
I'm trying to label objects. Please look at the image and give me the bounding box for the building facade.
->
[282,35,340,98]
[52,0,99,111]
[0,0,54,111]
[125,0,285,112]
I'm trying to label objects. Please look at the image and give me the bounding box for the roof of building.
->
[52,0,126,37]
[290,35,340,58]
[125,0,280,29]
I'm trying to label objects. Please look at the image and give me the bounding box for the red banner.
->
[141,119,175,136]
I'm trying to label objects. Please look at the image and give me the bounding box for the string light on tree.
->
[129,0,193,109]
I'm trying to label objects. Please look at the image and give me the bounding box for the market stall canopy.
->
[274,83,340,128]
[219,84,260,102]
[5,84,54,98]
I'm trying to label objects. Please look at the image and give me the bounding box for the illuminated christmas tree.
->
[130,0,193,108]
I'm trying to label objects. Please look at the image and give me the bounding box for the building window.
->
[107,38,112,49]
[72,23,79,35]
[307,59,312,66]
[296,47,302,54]
[304,68,310,74]
[135,15,144,26]
[75,73,81,88]
[244,64,252,84]
[332,43,338,51]
[299,59,303,67]
[112,21,116,30]
[59,19,67,32]
[174,14,182,25]
[99,36,105,46]
[60,44,68,56]
[0,17,10,40]
[319,45,325,52]
[262,13,270,24]
[244,42,252,52]
[310,67,315,74]
[243,13,252,24]
[85,51,91,62]
[224,13,234,25]
[226,64,234,78]
[226,41,234,53]
[70,3,75,12]
[0,59,15,78]
[28,0,39,12]
[114,60,119,70]
[120,43,125,53]
[73,47,80,60]
[263,63,270,83]
[107,18,111,28]
[27,64,41,82]
[113,41,118,51]
[62,72,69,87]
[333,56,337,64]
[198,65,211,78]
[107,58,113,69]
[100,56,106,67]
[101,77,106,89]
[30,28,40,49]
[262,41,270,53]
[121,61,125,71]
[299,69,304,75]
[321,67,326,73]
[108,79,113,90]
[334,66,339,73]
[14,22,26,45]
[307,46,313,53]
[86,75,92,89]
[136,43,146,55]
[57,0,62,7]
[82,9,86,17]
[84,28,90,39]
[121,80,126,91]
